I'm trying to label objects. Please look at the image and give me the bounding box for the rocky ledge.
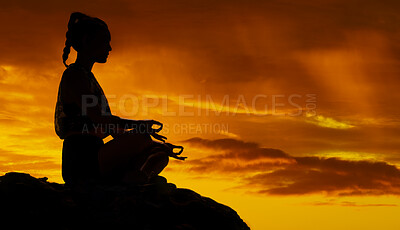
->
[0,172,250,230]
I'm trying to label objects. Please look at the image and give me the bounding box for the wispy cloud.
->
[182,137,400,196]
[307,200,398,207]
[305,114,354,129]
[0,148,60,177]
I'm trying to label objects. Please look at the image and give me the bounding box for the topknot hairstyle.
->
[62,12,109,68]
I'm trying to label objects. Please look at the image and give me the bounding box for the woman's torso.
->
[54,63,112,139]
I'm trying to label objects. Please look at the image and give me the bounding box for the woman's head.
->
[62,12,112,67]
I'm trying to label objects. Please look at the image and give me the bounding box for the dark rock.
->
[0,172,250,230]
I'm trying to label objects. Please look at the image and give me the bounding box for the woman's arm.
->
[61,69,165,140]
[61,69,164,139]
[112,117,166,142]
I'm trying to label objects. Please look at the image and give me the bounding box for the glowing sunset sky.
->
[1,0,400,229]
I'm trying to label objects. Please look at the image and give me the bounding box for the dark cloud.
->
[2,0,398,83]
[183,137,400,196]
[1,0,400,105]
[253,157,400,196]
[183,137,292,160]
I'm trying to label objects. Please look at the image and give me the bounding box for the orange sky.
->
[1,0,400,229]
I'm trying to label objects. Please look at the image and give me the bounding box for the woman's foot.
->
[140,151,169,178]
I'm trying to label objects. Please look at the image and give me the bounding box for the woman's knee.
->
[116,132,152,143]
[150,151,169,164]
[111,132,154,152]
[98,132,153,175]
[141,151,169,172]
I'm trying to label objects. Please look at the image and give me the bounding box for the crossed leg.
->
[98,132,169,183]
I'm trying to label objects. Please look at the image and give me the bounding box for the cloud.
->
[183,137,292,160]
[182,137,400,196]
[305,114,355,129]
[307,200,398,207]
[253,157,400,196]
[0,148,60,175]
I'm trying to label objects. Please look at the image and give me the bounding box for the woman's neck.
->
[75,54,94,72]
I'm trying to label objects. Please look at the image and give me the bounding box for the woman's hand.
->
[150,132,167,143]
[137,119,163,133]
[137,119,167,143]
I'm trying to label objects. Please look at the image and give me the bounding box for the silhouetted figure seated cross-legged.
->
[54,12,186,187]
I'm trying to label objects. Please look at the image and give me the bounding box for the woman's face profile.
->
[84,29,112,64]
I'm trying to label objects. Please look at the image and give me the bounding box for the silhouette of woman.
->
[55,12,185,186]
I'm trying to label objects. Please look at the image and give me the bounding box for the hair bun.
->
[68,12,89,29]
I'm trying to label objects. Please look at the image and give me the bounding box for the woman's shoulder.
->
[63,63,88,77]
[60,65,92,92]
[62,64,91,83]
